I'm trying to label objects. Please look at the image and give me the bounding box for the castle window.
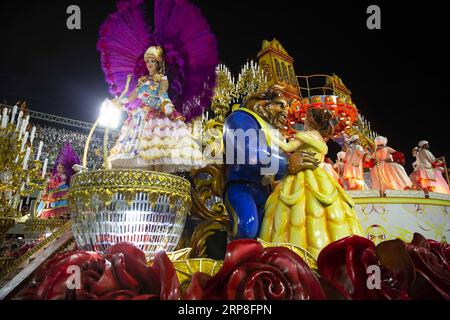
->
[275,59,283,82]
[281,62,290,84]
[289,65,297,86]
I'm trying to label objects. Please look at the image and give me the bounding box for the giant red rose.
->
[317,235,410,300]
[318,234,450,300]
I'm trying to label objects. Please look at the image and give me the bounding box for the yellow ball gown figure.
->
[260,108,363,258]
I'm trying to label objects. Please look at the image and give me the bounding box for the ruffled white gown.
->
[108,77,204,173]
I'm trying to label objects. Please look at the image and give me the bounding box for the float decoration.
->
[188,164,229,258]
[196,65,237,163]
[210,64,238,122]
[257,39,300,97]
[173,258,223,295]
[97,0,218,122]
[14,241,181,300]
[318,233,450,299]
[36,142,80,219]
[23,219,68,244]
[289,91,360,136]
[258,238,318,270]
[0,220,73,282]
[235,60,269,103]
[8,232,450,300]
[70,169,191,259]
[186,63,241,258]
[68,74,192,260]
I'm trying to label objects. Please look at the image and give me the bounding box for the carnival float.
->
[0,0,449,300]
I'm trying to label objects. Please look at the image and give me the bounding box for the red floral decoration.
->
[317,234,450,300]
[13,234,450,300]
[185,239,325,300]
[432,160,445,171]
[317,236,386,299]
[289,96,359,136]
[404,234,450,299]
[15,242,180,300]
[364,158,376,169]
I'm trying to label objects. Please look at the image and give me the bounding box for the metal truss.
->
[0,104,117,133]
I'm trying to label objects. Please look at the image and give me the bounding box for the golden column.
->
[257,39,300,98]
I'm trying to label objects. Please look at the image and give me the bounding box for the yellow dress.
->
[259,131,363,258]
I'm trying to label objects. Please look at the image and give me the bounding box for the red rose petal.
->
[106,242,146,265]
[91,262,121,296]
[111,253,140,294]
[202,240,264,299]
[318,236,376,299]
[97,290,136,300]
[226,268,248,300]
[259,247,324,300]
[184,272,212,300]
[107,242,161,294]
[151,250,181,300]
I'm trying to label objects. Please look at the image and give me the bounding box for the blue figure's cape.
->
[223,109,288,187]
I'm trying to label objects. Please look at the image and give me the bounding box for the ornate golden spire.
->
[257,39,300,97]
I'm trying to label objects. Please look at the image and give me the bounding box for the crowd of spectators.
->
[34,124,118,171]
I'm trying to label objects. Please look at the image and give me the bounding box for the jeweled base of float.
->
[69,169,192,259]
[71,192,187,258]
[349,190,450,244]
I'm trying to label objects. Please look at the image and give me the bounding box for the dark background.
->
[0,0,448,169]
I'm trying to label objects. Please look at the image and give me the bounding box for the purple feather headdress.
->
[97,0,219,122]
[52,142,81,185]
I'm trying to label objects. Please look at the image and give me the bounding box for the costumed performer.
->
[369,136,413,192]
[37,143,80,219]
[410,147,421,190]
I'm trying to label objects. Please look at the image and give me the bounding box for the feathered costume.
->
[37,143,80,219]
[97,0,218,173]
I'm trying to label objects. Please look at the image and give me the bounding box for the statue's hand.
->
[261,175,274,187]
[288,150,320,174]
[162,101,174,115]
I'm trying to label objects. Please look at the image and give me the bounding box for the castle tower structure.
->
[257,39,300,98]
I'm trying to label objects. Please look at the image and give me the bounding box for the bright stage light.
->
[99,99,121,129]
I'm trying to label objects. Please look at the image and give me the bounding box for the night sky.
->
[0,1,449,168]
